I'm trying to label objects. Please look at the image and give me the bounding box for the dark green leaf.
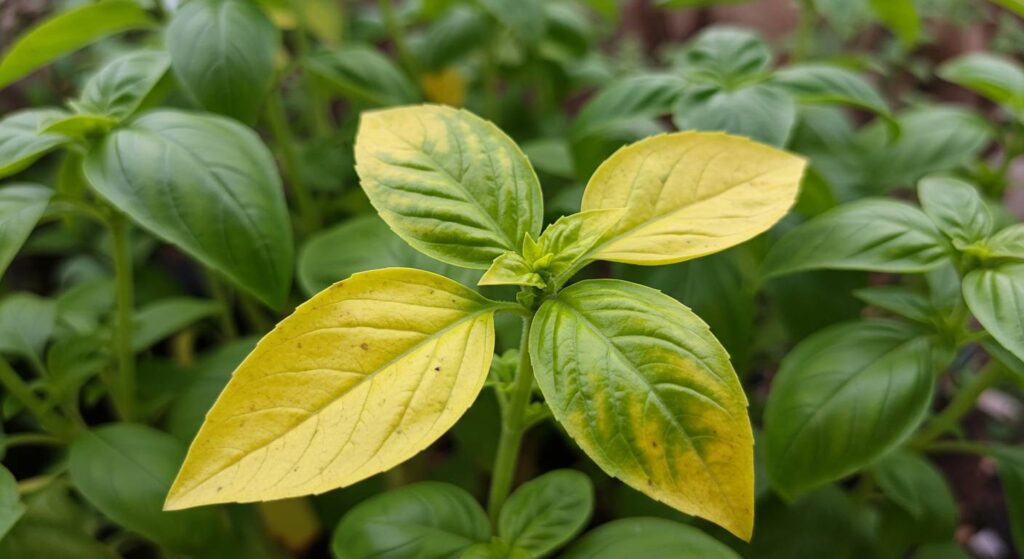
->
[83,110,293,308]
[499,470,594,557]
[415,7,489,70]
[0,184,52,278]
[917,176,993,246]
[305,45,420,106]
[331,482,490,559]
[772,64,890,118]
[873,450,957,554]
[854,286,935,324]
[673,26,772,81]
[0,293,56,364]
[762,200,950,277]
[132,297,221,351]
[764,320,935,498]
[0,109,69,178]
[74,50,171,120]
[68,424,224,552]
[478,0,547,42]
[167,0,279,123]
[672,82,796,147]
[571,74,684,138]
[993,446,1024,554]
[939,52,1024,111]
[561,518,740,558]
[0,465,25,540]
[963,264,1024,362]
[749,486,877,558]
[297,214,481,297]
[0,0,155,89]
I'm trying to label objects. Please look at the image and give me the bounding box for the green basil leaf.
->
[461,542,531,559]
[0,109,69,178]
[672,82,796,147]
[0,0,155,89]
[297,213,481,296]
[939,52,1024,111]
[750,486,878,558]
[498,470,594,557]
[167,0,279,123]
[619,249,755,372]
[521,138,574,180]
[479,252,546,288]
[0,293,56,364]
[331,482,490,559]
[858,106,992,193]
[854,286,935,324]
[763,320,935,498]
[772,64,891,119]
[83,110,293,308]
[561,518,740,559]
[872,450,957,554]
[73,50,171,120]
[0,184,52,278]
[530,280,754,539]
[132,297,221,352]
[305,45,420,107]
[873,450,956,521]
[868,0,920,48]
[416,6,489,71]
[0,465,25,540]
[478,0,547,42]
[68,424,223,553]
[673,26,772,81]
[571,74,684,139]
[963,264,1024,362]
[993,446,1024,554]
[762,199,950,277]
[164,339,256,442]
[354,104,543,269]
[917,176,993,245]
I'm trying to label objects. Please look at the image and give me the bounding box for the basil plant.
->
[165,104,805,552]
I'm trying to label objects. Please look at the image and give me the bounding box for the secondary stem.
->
[378,0,417,76]
[109,213,136,421]
[0,357,73,439]
[265,90,321,234]
[912,361,1006,447]
[487,316,535,525]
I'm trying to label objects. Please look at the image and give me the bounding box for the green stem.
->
[207,272,239,340]
[487,316,535,525]
[378,0,417,76]
[265,90,321,233]
[921,439,990,455]
[4,432,64,448]
[912,361,1006,447]
[109,213,136,421]
[793,0,816,61]
[0,358,73,439]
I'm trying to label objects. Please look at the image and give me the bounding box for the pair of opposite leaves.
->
[164,104,806,540]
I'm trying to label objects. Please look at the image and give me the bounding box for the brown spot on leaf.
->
[360,343,369,350]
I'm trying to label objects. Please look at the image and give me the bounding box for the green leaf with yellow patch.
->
[355,105,543,269]
[165,268,499,510]
[530,280,754,539]
[580,132,805,266]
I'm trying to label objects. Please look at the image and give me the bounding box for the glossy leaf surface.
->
[355,105,543,268]
[83,110,293,308]
[530,280,753,539]
[0,184,52,278]
[498,470,594,557]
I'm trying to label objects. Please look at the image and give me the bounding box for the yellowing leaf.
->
[420,67,467,107]
[354,104,543,269]
[530,280,754,540]
[165,268,498,510]
[581,132,805,265]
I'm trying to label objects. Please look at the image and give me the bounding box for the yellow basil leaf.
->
[530,280,754,540]
[165,268,497,510]
[581,132,806,265]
